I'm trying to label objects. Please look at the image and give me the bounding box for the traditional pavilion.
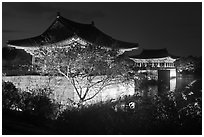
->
[129,48,177,68]
[7,12,139,65]
[129,48,178,78]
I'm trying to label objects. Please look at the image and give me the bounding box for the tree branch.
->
[58,68,68,79]
[88,76,108,89]
[70,78,82,100]
[75,78,83,96]
[81,76,108,100]
[83,85,105,102]
[82,87,89,100]
[83,79,108,102]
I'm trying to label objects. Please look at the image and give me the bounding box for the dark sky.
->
[2,2,202,57]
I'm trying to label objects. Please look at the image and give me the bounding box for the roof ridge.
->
[7,13,138,49]
[58,15,92,26]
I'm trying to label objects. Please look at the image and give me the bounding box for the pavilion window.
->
[154,63,158,67]
[160,63,164,67]
[136,63,139,66]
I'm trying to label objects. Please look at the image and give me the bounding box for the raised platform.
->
[3,75,134,105]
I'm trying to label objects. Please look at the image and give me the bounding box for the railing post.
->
[31,55,35,71]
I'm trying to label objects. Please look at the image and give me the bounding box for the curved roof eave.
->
[129,48,178,59]
[7,14,139,49]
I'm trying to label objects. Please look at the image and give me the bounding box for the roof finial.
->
[57,11,60,18]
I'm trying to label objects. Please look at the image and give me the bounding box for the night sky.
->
[2,2,202,57]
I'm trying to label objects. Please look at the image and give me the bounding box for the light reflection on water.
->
[175,75,195,91]
[146,75,195,98]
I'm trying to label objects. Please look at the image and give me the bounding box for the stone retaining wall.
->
[3,76,134,105]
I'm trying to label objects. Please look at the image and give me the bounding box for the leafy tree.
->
[33,43,132,105]
[175,56,202,75]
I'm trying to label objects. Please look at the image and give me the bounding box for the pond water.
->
[142,74,198,98]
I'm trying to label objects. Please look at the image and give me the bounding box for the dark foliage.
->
[2,47,31,64]
[56,79,201,135]
[2,47,17,60]
[2,81,59,119]
[175,56,202,75]
[2,81,21,110]
[2,47,34,76]
[2,80,202,135]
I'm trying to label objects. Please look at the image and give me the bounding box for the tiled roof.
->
[7,14,138,49]
[129,48,178,59]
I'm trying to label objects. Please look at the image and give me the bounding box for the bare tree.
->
[33,42,132,105]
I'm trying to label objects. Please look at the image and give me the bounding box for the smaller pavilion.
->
[129,48,178,78]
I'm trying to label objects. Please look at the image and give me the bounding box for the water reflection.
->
[143,75,195,98]
[170,78,176,91]
[175,75,195,91]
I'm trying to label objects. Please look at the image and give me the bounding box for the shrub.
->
[2,81,60,119]
[2,81,21,110]
[18,88,60,119]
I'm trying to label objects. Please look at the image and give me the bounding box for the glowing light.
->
[170,69,176,78]
[118,47,139,55]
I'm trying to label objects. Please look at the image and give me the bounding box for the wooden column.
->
[32,55,35,65]
[31,55,35,71]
